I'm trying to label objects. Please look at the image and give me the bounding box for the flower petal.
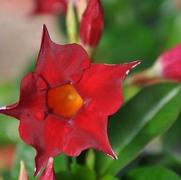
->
[33,114,69,175]
[80,0,104,47]
[16,73,48,175]
[33,0,67,15]
[19,73,48,121]
[62,108,117,159]
[75,61,140,116]
[33,108,116,173]
[35,25,90,87]
[157,44,181,82]
[0,73,47,120]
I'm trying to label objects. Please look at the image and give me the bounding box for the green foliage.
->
[11,142,35,180]
[0,83,19,144]
[56,164,96,180]
[95,0,179,69]
[95,84,181,177]
[126,166,181,180]
[0,0,181,179]
[163,113,181,156]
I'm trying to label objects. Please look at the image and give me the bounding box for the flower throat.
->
[48,84,83,118]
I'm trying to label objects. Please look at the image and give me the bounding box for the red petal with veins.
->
[33,0,67,15]
[157,44,181,82]
[80,0,103,47]
[75,62,140,116]
[35,25,90,87]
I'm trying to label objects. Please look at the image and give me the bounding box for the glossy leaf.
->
[95,84,181,176]
[163,112,181,157]
[126,166,181,180]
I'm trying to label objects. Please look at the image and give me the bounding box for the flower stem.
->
[66,0,78,43]
[124,68,162,87]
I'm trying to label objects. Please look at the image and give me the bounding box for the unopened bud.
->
[18,161,28,180]
[80,0,104,48]
[153,44,181,82]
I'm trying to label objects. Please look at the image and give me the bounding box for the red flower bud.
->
[33,0,67,15]
[154,44,181,82]
[0,25,140,176]
[18,161,28,180]
[39,158,55,180]
[80,0,103,47]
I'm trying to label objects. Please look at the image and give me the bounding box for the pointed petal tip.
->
[130,60,141,69]
[0,106,7,111]
[42,24,48,33]
[33,168,39,177]
[109,151,118,160]
[106,148,118,160]
[0,105,19,118]
[124,60,141,77]
[41,24,51,43]
[34,153,48,177]
[33,161,43,177]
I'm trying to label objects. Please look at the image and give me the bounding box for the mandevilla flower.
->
[0,25,139,176]
[153,44,181,82]
[33,0,67,15]
[80,0,103,47]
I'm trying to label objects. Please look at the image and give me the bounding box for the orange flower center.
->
[47,84,83,118]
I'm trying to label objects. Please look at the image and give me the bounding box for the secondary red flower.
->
[0,25,139,176]
[153,44,181,82]
[80,0,103,47]
[33,0,67,15]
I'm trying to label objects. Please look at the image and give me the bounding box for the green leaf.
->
[0,82,19,144]
[100,174,119,180]
[163,112,181,157]
[86,150,95,171]
[56,171,74,180]
[11,142,36,180]
[71,164,96,180]
[127,166,181,180]
[54,154,69,173]
[95,84,181,176]
[57,163,97,180]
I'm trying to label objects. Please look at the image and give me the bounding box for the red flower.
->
[80,0,103,47]
[154,44,181,82]
[33,0,67,15]
[0,25,139,176]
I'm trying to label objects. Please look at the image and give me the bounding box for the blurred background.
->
[0,0,181,179]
